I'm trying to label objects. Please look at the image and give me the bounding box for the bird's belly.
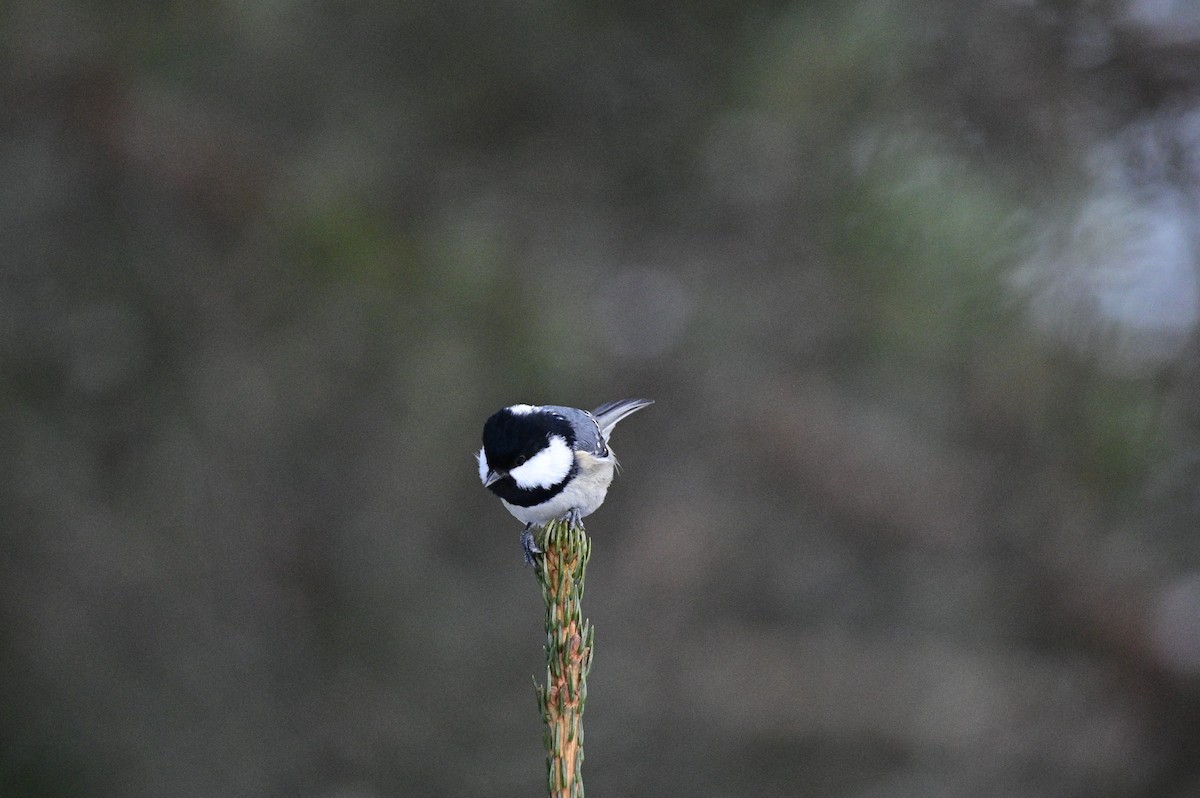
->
[503,452,616,525]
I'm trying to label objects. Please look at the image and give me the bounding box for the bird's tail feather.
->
[591,398,654,438]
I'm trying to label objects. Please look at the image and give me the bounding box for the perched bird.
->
[478,399,653,561]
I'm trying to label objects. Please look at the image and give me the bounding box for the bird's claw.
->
[520,511,582,565]
[520,526,542,566]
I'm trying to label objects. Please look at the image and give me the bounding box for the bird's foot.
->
[564,508,583,528]
[520,524,542,566]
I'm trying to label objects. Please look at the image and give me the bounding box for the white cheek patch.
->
[477,448,490,484]
[509,435,573,489]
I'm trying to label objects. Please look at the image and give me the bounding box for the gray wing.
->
[544,405,608,457]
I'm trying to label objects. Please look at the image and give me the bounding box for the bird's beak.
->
[484,470,504,487]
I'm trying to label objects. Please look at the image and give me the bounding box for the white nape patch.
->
[509,435,573,489]
[477,448,490,484]
[508,404,538,415]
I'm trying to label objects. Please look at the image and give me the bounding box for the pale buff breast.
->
[501,450,617,525]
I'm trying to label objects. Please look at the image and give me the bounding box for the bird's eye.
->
[514,455,527,466]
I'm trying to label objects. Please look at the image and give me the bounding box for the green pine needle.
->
[533,517,592,798]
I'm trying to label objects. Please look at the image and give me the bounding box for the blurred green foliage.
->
[5,1,1200,796]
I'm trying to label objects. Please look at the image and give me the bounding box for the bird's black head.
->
[479,405,577,506]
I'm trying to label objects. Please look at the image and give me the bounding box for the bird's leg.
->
[565,508,583,528]
[520,523,542,565]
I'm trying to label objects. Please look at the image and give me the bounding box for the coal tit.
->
[478,399,653,561]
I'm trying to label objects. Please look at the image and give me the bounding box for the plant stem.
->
[533,517,593,798]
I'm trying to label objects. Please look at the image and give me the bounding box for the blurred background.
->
[6,1,1200,796]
